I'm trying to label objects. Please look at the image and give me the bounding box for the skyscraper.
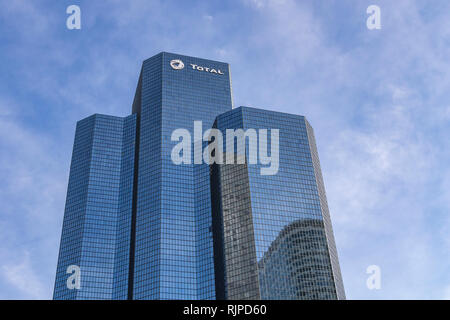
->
[53,114,136,299]
[53,52,344,300]
[131,53,232,299]
[210,107,345,300]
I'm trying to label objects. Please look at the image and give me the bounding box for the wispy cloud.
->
[0,97,66,299]
[1,251,47,299]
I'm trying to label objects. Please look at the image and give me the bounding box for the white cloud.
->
[1,251,47,299]
[203,14,213,21]
[0,101,66,299]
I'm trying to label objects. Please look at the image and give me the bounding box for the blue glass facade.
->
[211,107,345,300]
[132,53,232,299]
[54,52,344,300]
[54,114,136,299]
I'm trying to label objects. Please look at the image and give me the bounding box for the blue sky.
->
[0,0,449,299]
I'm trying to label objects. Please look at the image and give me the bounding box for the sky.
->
[0,0,449,300]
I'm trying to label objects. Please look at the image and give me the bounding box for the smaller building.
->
[53,114,136,300]
[210,107,345,300]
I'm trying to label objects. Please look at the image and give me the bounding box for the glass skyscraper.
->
[53,52,345,300]
[211,107,345,300]
[53,114,136,299]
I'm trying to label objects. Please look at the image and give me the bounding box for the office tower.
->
[211,107,345,300]
[54,52,345,300]
[131,53,232,299]
[53,114,136,299]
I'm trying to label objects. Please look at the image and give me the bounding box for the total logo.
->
[170,59,224,75]
[170,59,184,70]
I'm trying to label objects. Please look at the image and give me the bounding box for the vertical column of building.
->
[210,109,261,300]
[53,116,95,300]
[132,52,233,299]
[133,54,163,299]
[212,160,261,300]
[194,158,217,299]
[54,114,127,299]
[113,114,137,299]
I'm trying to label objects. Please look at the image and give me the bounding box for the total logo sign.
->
[170,59,224,75]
